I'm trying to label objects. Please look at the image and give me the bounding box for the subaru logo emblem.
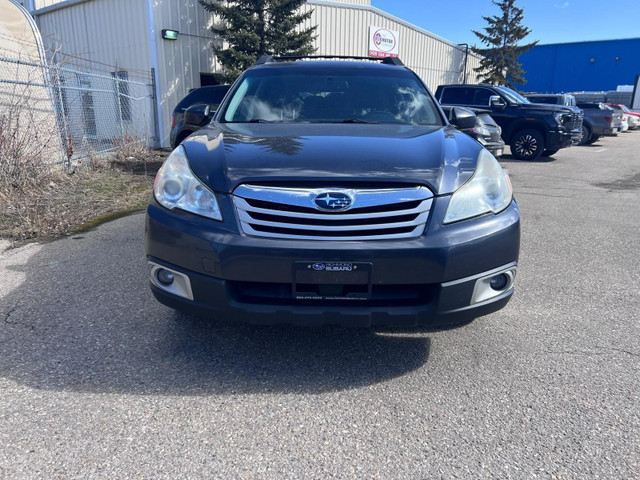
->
[313,192,353,212]
[312,263,325,271]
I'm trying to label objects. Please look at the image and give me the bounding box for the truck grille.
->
[563,111,584,143]
[233,185,434,240]
[566,112,583,131]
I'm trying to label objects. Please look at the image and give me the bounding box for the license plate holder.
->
[293,262,372,301]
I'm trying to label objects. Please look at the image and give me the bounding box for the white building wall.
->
[32,0,154,146]
[34,0,150,72]
[304,1,481,90]
[151,0,221,147]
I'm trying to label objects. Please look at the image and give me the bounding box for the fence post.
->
[114,64,125,146]
[52,64,72,171]
[150,67,160,149]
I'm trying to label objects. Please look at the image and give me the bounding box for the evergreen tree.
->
[199,0,317,82]
[471,0,538,88]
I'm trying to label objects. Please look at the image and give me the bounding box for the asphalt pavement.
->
[1,132,639,479]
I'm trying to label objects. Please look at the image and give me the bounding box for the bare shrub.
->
[0,55,65,186]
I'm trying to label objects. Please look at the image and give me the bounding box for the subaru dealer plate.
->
[293,262,372,301]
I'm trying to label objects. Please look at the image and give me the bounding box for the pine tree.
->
[471,0,538,88]
[199,0,317,82]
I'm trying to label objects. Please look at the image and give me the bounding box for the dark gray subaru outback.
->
[146,56,520,327]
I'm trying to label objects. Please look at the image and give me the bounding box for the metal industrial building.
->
[16,0,481,147]
[517,38,640,94]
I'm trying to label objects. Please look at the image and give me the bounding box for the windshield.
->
[496,86,531,104]
[220,66,443,125]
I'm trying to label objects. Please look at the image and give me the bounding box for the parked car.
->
[170,85,231,148]
[525,93,585,144]
[605,103,639,130]
[627,115,640,129]
[575,102,623,145]
[435,84,581,160]
[440,106,505,157]
[146,56,520,327]
[619,114,629,132]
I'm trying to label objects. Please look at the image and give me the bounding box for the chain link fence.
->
[0,47,156,178]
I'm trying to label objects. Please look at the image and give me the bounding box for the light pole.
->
[457,43,469,84]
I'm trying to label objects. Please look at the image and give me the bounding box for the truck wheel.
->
[586,135,600,145]
[510,129,544,160]
[542,148,560,157]
[578,125,591,146]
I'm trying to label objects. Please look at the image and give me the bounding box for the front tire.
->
[578,124,591,146]
[510,129,544,160]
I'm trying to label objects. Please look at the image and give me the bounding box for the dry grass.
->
[0,150,167,245]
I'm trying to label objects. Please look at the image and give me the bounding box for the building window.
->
[112,70,131,122]
[76,74,97,136]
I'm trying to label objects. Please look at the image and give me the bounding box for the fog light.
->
[490,273,509,291]
[156,268,174,285]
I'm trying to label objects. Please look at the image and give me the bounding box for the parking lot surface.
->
[1,133,639,479]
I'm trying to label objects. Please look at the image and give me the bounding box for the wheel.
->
[577,124,591,146]
[586,135,600,145]
[542,148,560,157]
[510,129,544,160]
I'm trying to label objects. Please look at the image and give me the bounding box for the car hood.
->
[520,103,574,113]
[181,123,482,195]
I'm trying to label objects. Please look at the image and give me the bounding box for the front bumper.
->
[146,195,520,327]
[475,136,505,158]
[546,130,574,150]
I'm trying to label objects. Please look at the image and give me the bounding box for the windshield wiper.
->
[247,119,280,123]
[340,118,378,124]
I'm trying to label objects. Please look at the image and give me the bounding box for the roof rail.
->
[255,55,275,65]
[252,55,405,66]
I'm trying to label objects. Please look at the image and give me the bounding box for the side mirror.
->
[184,104,213,126]
[449,107,477,130]
[489,95,507,111]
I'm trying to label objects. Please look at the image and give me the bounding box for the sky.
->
[371,0,640,47]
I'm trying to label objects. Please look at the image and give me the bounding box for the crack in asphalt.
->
[545,346,640,358]
[516,192,574,199]
[1,303,34,331]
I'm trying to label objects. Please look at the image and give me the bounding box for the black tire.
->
[510,129,544,160]
[586,135,600,145]
[578,124,591,146]
[542,148,560,157]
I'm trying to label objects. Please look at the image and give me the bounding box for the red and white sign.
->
[368,26,399,58]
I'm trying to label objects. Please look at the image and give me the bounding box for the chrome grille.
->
[233,185,434,240]
[565,111,583,131]
[564,111,584,143]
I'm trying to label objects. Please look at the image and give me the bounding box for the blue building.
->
[517,38,640,93]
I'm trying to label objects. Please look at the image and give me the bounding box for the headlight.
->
[153,146,222,221]
[553,112,565,125]
[444,149,512,224]
[472,126,491,137]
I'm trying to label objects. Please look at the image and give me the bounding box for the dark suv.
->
[170,85,230,148]
[146,57,520,327]
[435,84,582,160]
